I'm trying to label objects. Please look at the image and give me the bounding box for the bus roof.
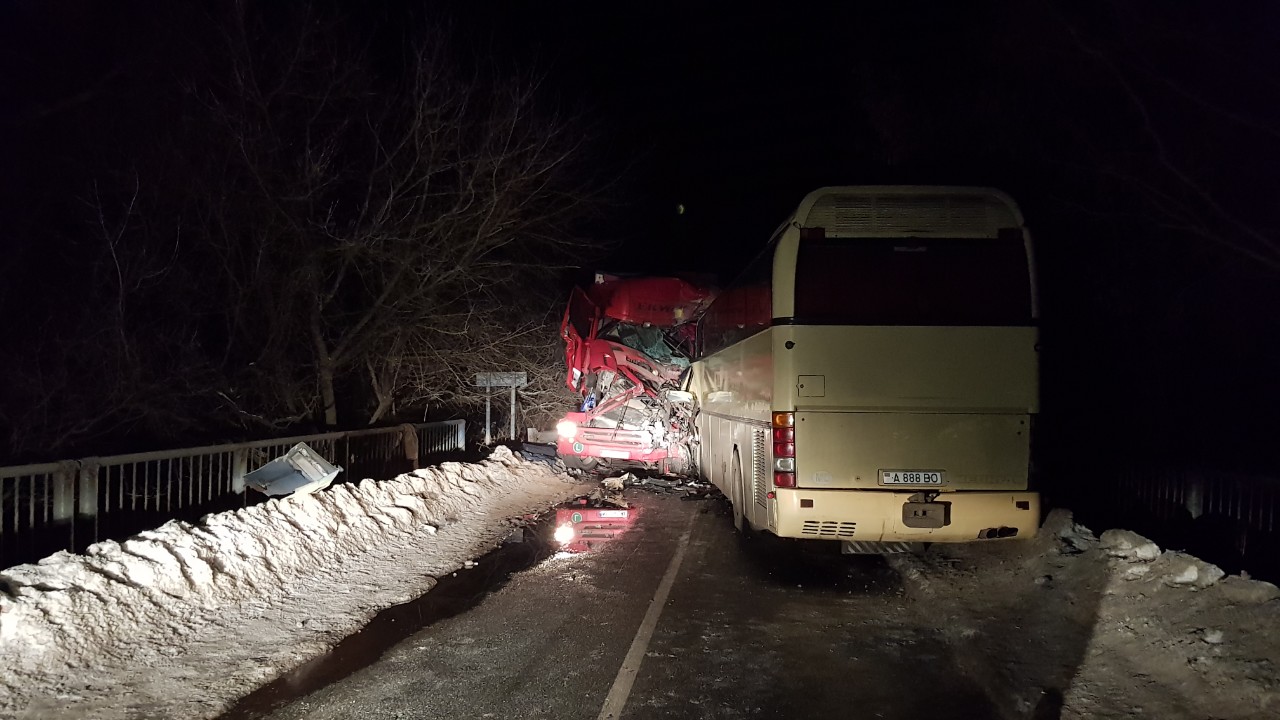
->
[790,186,1026,238]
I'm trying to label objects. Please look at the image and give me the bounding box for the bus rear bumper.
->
[771,489,1040,543]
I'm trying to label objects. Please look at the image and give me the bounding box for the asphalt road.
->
[237,492,997,720]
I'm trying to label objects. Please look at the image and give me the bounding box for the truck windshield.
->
[793,236,1033,326]
[602,323,690,367]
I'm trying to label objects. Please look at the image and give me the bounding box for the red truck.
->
[553,500,636,552]
[555,274,714,475]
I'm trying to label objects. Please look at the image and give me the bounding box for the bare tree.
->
[186,3,602,428]
[0,181,215,457]
[384,291,580,431]
[0,3,603,460]
[1048,2,1280,273]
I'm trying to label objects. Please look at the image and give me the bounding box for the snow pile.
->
[890,510,1280,720]
[0,446,585,719]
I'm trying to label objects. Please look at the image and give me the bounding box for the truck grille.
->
[577,428,650,447]
[801,520,857,538]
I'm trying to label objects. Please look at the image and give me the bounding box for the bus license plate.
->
[880,470,944,485]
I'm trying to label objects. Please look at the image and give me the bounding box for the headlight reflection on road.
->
[554,524,575,544]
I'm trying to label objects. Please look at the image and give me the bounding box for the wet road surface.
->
[230,492,997,720]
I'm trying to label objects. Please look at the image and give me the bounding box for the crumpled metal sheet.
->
[244,442,343,496]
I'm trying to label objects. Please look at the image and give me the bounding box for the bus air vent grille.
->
[801,520,857,538]
[752,429,768,508]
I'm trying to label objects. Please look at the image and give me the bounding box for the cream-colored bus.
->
[690,186,1041,552]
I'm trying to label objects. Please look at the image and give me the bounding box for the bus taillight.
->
[772,411,796,487]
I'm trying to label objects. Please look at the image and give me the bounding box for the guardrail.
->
[1067,465,1280,581]
[0,420,466,569]
[1114,468,1278,535]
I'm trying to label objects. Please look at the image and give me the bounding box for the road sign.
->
[472,372,528,444]
[472,372,528,387]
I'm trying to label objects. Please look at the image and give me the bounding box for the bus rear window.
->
[793,236,1033,326]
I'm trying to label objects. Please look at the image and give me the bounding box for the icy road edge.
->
[0,446,586,720]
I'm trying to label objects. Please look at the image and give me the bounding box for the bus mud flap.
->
[841,540,921,555]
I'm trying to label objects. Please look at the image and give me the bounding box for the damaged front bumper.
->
[555,412,671,463]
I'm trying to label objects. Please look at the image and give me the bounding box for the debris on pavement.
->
[613,471,719,500]
[586,482,629,508]
[557,469,718,511]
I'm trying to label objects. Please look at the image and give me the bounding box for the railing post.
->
[231,448,248,494]
[52,461,77,552]
[78,460,100,546]
[1185,472,1205,520]
[400,424,420,472]
[456,419,466,452]
[52,462,77,522]
[484,393,492,446]
[509,385,517,440]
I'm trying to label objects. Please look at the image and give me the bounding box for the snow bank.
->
[890,510,1280,719]
[0,447,585,719]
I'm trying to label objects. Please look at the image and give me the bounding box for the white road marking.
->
[596,511,697,720]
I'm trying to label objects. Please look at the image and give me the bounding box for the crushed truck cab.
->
[556,274,714,473]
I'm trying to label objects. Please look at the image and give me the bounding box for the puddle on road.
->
[219,514,558,720]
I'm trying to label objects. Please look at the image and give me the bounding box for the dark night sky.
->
[2,1,1278,467]
[431,2,1280,275]
[416,2,1006,271]
[4,1,1278,274]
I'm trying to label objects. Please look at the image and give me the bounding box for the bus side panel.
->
[691,331,774,424]
[692,330,773,531]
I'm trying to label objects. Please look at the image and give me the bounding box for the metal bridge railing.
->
[1113,467,1278,535]
[1067,465,1280,581]
[0,420,466,569]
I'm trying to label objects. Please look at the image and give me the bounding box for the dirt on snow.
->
[890,509,1280,720]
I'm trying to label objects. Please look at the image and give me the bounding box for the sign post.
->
[471,372,529,445]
